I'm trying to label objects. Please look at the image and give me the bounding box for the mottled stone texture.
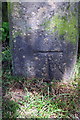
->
[9,2,78,82]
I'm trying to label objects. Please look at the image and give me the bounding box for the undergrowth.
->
[2,57,80,119]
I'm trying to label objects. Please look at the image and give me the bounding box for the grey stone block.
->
[9,2,78,82]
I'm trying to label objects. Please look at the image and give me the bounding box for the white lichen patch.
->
[23,56,26,58]
[35,57,39,60]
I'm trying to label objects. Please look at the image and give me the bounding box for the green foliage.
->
[3,98,19,119]
[2,22,11,75]
[77,57,80,75]
[74,57,80,80]
[2,22,9,42]
[2,47,11,62]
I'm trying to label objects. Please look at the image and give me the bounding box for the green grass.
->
[2,57,80,119]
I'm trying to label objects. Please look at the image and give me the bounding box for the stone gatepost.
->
[8,2,78,82]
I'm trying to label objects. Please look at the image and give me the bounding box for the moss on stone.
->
[43,14,78,44]
[7,2,13,14]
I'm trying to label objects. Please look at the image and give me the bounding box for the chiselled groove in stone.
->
[47,56,52,81]
[54,62,64,75]
[33,50,63,53]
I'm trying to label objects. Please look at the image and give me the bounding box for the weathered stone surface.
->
[9,2,78,82]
